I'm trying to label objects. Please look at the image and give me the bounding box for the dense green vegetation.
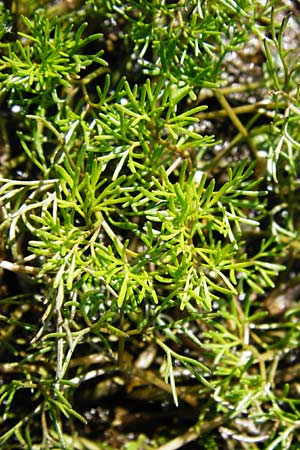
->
[1,0,300,448]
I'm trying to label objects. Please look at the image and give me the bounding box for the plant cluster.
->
[1,0,300,449]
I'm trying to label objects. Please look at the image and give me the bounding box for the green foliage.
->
[0,15,106,107]
[1,0,300,449]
